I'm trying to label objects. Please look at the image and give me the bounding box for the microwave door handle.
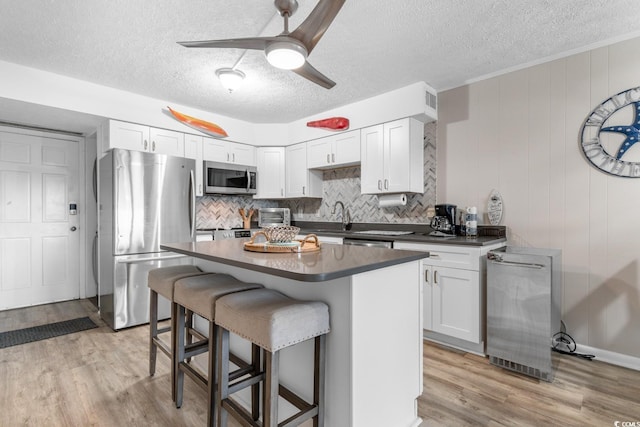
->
[246,169,250,192]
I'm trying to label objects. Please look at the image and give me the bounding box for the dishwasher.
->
[486,246,562,382]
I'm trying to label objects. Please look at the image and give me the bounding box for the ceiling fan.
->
[178,0,345,89]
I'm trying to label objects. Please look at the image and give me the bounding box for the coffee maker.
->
[430,204,457,235]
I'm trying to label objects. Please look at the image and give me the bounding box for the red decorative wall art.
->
[306,116,350,131]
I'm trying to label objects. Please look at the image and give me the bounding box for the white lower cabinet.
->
[430,265,478,342]
[395,241,505,354]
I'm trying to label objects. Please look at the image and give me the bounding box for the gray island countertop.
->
[161,238,429,282]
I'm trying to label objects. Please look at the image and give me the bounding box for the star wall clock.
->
[580,87,640,177]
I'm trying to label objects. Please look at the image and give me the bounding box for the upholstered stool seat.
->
[215,288,330,427]
[173,273,263,427]
[147,265,206,401]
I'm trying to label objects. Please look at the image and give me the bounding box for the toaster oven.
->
[258,208,290,227]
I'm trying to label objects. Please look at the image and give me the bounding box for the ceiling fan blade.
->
[177,37,281,50]
[292,61,336,89]
[289,0,345,53]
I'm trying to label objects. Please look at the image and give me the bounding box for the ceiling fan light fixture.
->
[216,68,245,92]
[265,41,307,70]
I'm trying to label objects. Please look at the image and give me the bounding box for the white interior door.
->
[0,127,81,310]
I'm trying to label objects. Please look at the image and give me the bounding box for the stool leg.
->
[251,344,261,421]
[175,304,186,408]
[149,289,158,377]
[207,320,218,427]
[186,310,194,363]
[216,326,230,427]
[314,335,327,427]
[170,301,178,402]
[263,350,280,427]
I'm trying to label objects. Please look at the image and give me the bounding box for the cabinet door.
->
[202,137,227,162]
[285,144,308,197]
[256,147,285,199]
[307,138,331,169]
[108,120,150,152]
[423,262,433,331]
[333,129,360,167]
[149,127,184,157]
[184,134,204,196]
[384,119,411,193]
[432,266,479,343]
[360,124,384,194]
[230,142,256,166]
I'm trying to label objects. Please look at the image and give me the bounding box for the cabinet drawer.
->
[394,242,480,270]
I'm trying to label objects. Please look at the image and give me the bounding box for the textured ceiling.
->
[2,0,640,127]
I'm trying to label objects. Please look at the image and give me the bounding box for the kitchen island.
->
[161,239,429,427]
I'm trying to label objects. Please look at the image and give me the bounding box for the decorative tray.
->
[243,233,321,253]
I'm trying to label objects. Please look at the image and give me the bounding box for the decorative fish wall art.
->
[306,116,350,131]
[166,106,228,138]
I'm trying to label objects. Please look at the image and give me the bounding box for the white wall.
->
[437,37,640,360]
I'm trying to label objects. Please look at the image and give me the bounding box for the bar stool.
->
[147,265,206,401]
[215,288,330,427]
[173,273,264,427]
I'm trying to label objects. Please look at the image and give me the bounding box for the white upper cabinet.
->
[286,143,322,198]
[360,118,423,194]
[106,120,184,156]
[184,134,204,196]
[149,127,185,156]
[255,147,286,199]
[203,137,256,166]
[307,130,361,170]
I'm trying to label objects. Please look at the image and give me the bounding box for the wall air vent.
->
[425,90,437,110]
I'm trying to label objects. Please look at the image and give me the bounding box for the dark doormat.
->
[0,316,98,349]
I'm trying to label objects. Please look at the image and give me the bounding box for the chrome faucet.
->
[332,201,351,231]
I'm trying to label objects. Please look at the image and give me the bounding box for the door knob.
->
[70,226,77,232]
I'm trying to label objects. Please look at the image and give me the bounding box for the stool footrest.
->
[187,327,206,342]
[179,361,208,391]
[152,337,172,359]
[221,398,260,427]
[228,365,260,383]
[157,325,171,335]
[278,384,318,427]
[228,372,264,396]
[184,340,209,359]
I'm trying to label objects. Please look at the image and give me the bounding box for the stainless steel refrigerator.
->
[486,246,562,382]
[98,149,195,330]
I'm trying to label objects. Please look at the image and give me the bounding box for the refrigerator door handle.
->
[189,169,196,238]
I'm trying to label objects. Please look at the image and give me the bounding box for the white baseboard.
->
[577,343,640,371]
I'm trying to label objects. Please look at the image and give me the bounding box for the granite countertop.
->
[294,221,507,247]
[161,239,429,282]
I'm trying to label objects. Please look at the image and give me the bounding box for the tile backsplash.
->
[196,196,277,229]
[196,122,436,228]
[281,122,437,224]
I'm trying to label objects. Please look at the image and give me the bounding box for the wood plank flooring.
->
[1,299,640,426]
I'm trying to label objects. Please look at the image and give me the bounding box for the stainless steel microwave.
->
[204,161,257,195]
